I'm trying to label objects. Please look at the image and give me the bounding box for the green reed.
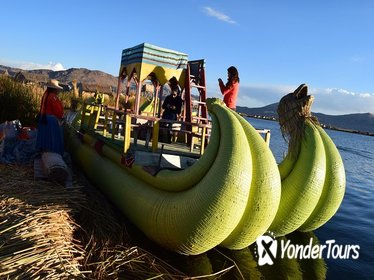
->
[0,76,41,126]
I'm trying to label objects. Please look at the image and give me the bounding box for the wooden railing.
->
[80,102,271,155]
[81,103,212,155]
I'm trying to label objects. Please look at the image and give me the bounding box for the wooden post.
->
[134,78,142,115]
[184,64,192,124]
[153,83,160,118]
[112,111,117,140]
[125,78,131,104]
[115,77,122,110]
[123,113,131,153]
[88,104,96,128]
[152,120,159,152]
[190,134,195,153]
[157,86,164,118]
[103,107,109,137]
[115,69,126,110]
[93,105,102,130]
[264,130,271,146]
[200,126,206,155]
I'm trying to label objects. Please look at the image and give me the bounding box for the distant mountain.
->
[237,103,279,119]
[313,112,374,134]
[2,64,373,135]
[237,104,374,135]
[51,68,118,86]
[0,65,118,92]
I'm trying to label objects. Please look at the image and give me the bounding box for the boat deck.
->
[89,129,200,169]
[94,127,202,156]
[77,103,271,169]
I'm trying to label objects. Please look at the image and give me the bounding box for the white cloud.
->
[209,83,374,115]
[337,88,355,96]
[359,93,372,98]
[236,84,294,107]
[237,94,267,108]
[312,87,374,115]
[203,6,237,24]
[0,59,65,71]
[48,62,65,71]
[350,55,362,63]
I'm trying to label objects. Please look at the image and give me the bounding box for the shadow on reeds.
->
[0,163,328,279]
[72,165,189,279]
[77,179,328,279]
[69,158,329,279]
[0,163,188,279]
[0,164,85,279]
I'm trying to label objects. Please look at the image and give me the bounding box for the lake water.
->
[159,117,374,279]
[243,117,374,280]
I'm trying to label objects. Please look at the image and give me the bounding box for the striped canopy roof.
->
[119,43,188,89]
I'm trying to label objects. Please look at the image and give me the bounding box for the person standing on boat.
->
[162,88,182,121]
[218,66,240,110]
[160,86,183,143]
[36,79,65,156]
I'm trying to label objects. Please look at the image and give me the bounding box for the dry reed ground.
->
[0,164,187,279]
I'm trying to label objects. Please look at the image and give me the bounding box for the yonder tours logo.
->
[255,232,360,266]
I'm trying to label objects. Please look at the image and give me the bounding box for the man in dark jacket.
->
[160,88,183,143]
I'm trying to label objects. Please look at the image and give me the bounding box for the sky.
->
[1,0,373,115]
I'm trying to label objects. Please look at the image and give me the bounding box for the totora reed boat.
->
[65,43,346,255]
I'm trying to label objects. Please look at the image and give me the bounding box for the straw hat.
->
[46,79,63,90]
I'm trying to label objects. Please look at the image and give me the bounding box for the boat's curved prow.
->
[270,84,346,236]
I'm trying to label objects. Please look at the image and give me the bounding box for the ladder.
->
[184,60,208,124]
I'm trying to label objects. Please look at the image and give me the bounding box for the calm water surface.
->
[248,118,373,279]
[160,118,374,279]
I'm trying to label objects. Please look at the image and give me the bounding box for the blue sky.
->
[1,0,373,115]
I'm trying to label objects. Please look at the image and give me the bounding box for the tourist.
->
[162,89,182,121]
[160,85,183,143]
[218,66,240,110]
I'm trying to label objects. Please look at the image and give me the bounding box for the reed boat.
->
[66,43,346,255]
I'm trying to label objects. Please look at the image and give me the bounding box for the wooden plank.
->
[152,120,160,152]
[123,114,131,153]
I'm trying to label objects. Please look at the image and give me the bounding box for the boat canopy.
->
[119,43,188,89]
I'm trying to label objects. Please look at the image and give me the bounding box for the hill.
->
[237,104,374,135]
[0,65,118,93]
[1,64,372,135]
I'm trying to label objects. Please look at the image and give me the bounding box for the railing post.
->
[152,120,159,152]
[88,104,96,128]
[112,111,117,140]
[123,113,131,153]
[93,105,102,130]
[264,130,271,146]
[190,135,195,152]
[200,126,206,155]
[103,107,109,137]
